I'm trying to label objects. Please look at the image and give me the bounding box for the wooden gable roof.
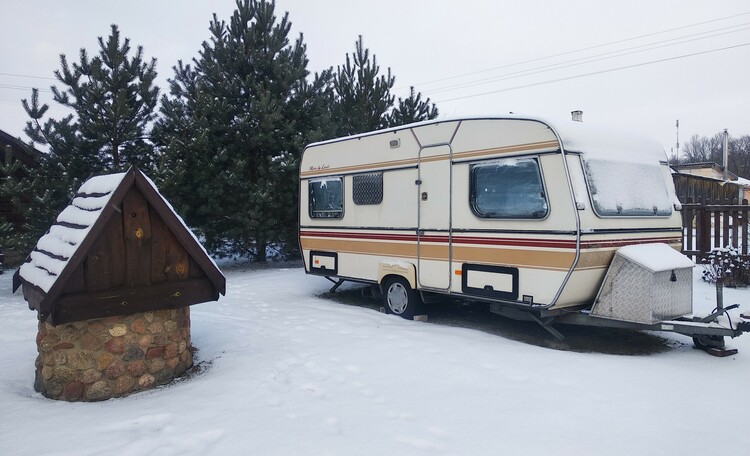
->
[0,128,40,168]
[13,167,225,325]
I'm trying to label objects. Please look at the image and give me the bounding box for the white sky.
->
[1,0,749,156]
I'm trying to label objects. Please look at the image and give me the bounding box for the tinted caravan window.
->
[470,158,548,219]
[309,177,343,218]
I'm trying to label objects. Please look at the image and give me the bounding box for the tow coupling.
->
[691,304,750,357]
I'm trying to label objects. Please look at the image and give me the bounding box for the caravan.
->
[299,116,749,351]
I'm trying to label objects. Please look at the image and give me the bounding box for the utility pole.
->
[723,129,729,181]
[675,119,680,157]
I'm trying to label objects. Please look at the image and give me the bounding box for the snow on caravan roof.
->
[306,114,667,164]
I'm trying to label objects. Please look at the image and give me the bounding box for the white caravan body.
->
[299,116,681,311]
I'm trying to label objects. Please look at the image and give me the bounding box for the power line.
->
[399,10,750,90]
[435,42,750,103]
[0,84,53,93]
[0,72,56,81]
[428,23,750,95]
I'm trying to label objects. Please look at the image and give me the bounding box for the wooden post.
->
[743,199,749,257]
[722,198,731,248]
[730,198,740,248]
[706,198,721,249]
[700,199,711,261]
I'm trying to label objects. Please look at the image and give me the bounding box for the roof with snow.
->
[306,115,668,165]
[13,167,225,325]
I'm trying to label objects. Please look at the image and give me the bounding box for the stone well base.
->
[35,307,193,401]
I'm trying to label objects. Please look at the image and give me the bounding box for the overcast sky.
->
[1,0,749,156]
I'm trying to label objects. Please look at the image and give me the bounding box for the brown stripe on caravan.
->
[574,239,682,271]
[301,237,418,258]
[452,245,574,271]
[300,232,682,272]
[450,140,559,162]
[300,237,575,271]
[576,250,615,270]
[300,140,560,178]
[301,156,418,178]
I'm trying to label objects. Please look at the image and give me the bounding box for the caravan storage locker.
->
[590,243,694,325]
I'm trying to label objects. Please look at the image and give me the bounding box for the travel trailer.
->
[299,116,749,352]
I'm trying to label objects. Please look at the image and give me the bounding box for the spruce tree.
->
[388,86,439,127]
[155,0,329,261]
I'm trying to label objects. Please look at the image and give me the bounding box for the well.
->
[35,308,192,401]
[13,168,225,401]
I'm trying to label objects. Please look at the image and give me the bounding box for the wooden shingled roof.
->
[13,167,225,325]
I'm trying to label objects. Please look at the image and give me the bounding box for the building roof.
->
[672,162,744,185]
[0,128,41,167]
[13,167,225,323]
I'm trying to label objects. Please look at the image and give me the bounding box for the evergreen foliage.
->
[332,36,395,136]
[331,36,438,136]
[154,0,331,261]
[1,25,158,259]
[388,86,439,127]
[25,24,159,174]
[0,145,58,261]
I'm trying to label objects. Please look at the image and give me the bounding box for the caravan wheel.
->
[383,277,420,320]
[692,335,726,350]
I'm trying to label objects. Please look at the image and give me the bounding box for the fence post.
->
[743,199,749,257]
[722,197,731,248]
[682,196,696,260]
[699,197,711,261]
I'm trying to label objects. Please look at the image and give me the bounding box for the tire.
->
[383,276,421,320]
[692,335,726,350]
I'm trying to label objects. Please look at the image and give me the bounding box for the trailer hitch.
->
[698,303,739,324]
[691,304,749,356]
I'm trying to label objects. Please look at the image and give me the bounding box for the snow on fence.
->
[681,197,750,262]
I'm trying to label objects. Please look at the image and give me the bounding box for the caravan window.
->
[352,172,383,205]
[583,159,672,217]
[309,177,344,218]
[470,158,548,219]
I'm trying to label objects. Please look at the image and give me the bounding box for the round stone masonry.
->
[35,307,192,401]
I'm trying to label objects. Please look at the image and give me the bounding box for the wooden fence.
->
[681,198,750,262]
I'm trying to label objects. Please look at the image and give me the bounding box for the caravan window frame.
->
[469,156,550,220]
[308,176,345,219]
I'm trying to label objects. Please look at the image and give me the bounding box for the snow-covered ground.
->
[1,265,748,456]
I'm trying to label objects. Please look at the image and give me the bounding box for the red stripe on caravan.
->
[300,230,576,249]
[300,230,681,250]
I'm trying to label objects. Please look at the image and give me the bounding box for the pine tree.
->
[25,24,159,174]
[154,0,329,261]
[332,36,395,136]
[5,25,159,258]
[388,86,439,127]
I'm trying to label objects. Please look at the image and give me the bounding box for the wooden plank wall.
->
[63,187,204,294]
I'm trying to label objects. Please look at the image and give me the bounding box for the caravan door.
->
[417,144,452,290]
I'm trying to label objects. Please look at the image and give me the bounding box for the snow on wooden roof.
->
[18,172,127,293]
[13,167,226,325]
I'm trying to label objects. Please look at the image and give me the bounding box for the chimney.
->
[571,110,583,122]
